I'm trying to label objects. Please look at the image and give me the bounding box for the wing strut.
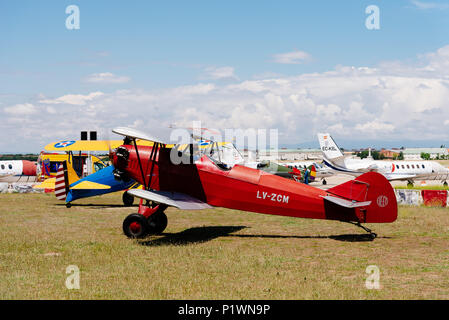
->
[133,138,148,190]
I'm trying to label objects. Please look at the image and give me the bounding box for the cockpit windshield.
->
[203,142,245,170]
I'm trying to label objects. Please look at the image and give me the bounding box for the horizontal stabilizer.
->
[322,195,371,208]
[127,189,212,210]
[70,181,111,190]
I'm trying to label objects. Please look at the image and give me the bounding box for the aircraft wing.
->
[127,189,212,210]
[44,139,156,152]
[33,177,56,189]
[113,127,171,145]
[70,181,111,190]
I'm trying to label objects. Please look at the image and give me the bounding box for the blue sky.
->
[1,1,449,152]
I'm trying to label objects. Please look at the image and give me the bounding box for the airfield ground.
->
[0,192,448,299]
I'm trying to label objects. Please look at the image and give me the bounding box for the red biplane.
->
[109,127,397,240]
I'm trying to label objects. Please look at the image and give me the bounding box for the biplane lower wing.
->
[127,189,212,210]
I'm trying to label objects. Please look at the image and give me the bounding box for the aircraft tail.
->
[54,161,80,201]
[317,133,345,165]
[324,172,397,223]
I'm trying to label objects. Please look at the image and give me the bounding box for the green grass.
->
[0,193,448,299]
[395,186,449,190]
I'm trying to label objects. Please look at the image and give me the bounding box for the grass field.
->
[0,192,448,299]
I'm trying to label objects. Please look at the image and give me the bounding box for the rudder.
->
[326,172,397,223]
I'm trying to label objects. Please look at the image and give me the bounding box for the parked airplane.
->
[318,133,449,186]
[281,161,334,185]
[103,127,398,240]
[53,160,137,207]
[0,160,37,183]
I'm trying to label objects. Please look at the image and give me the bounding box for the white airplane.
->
[0,160,37,183]
[317,133,449,186]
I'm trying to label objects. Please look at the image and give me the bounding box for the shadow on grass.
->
[139,226,247,246]
[55,203,138,208]
[139,226,388,246]
[227,233,388,242]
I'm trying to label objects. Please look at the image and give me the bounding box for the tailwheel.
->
[147,205,168,235]
[348,221,377,240]
[123,213,150,239]
[122,191,134,207]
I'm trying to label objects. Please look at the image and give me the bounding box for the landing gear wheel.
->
[66,202,72,208]
[444,181,448,187]
[322,179,327,185]
[147,206,168,235]
[122,191,134,207]
[123,213,149,239]
[407,181,414,188]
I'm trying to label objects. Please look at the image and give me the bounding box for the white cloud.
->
[202,66,238,80]
[411,0,449,10]
[3,45,449,151]
[40,92,104,106]
[355,120,395,133]
[3,103,37,115]
[273,50,311,64]
[84,72,130,84]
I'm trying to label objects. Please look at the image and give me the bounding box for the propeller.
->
[104,129,129,181]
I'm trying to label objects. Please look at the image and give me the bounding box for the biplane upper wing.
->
[112,127,171,145]
[44,139,157,152]
[45,140,124,152]
[112,127,197,146]
[127,189,212,210]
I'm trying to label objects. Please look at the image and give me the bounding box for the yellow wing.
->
[44,139,159,152]
[33,177,56,189]
[70,181,111,190]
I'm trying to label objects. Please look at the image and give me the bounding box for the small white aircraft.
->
[0,160,37,183]
[318,133,449,186]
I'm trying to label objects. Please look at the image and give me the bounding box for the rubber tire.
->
[122,191,134,207]
[147,207,168,235]
[322,180,327,185]
[123,213,150,239]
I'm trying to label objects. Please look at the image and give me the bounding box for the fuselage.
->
[112,144,397,223]
[0,160,37,182]
[324,157,449,181]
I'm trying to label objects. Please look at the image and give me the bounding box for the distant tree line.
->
[421,152,449,160]
[0,154,39,161]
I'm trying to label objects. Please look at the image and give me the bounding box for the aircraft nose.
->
[111,146,131,181]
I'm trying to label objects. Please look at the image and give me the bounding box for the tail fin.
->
[54,161,80,201]
[317,133,345,165]
[324,172,397,223]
